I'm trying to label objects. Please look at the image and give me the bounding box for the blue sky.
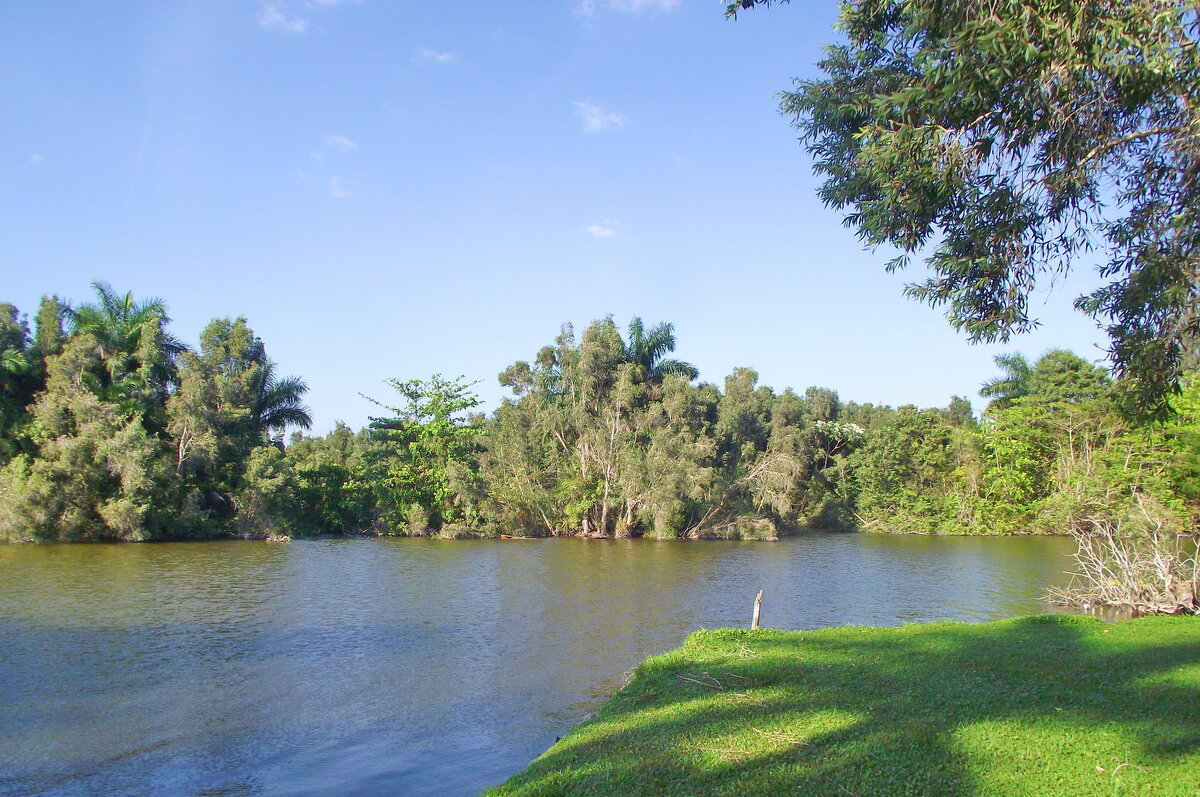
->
[3,0,1109,434]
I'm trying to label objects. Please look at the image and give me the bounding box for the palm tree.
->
[66,281,188,407]
[250,361,312,439]
[623,317,698,384]
[980,352,1033,410]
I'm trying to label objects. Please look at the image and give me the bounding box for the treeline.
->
[1,284,1197,542]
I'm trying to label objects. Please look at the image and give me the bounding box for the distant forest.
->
[1,283,1197,542]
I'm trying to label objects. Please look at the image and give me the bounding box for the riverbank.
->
[489,614,1200,796]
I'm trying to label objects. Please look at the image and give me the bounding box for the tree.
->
[728,0,1200,419]
[167,318,310,526]
[66,281,187,425]
[1025,349,1110,406]
[31,295,66,368]
[0,305,35,461]
[364,375,484,532]
[850,406,962,533]
[622,317,698,385]
[0,335,178,541]
[250,362,313,441]
[979,353,1033,411]
[943,395,976,428]
[286,423,376,533]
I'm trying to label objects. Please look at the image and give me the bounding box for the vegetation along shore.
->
[2,283,1198,548]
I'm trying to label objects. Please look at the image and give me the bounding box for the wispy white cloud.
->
[583,221,620,238]
[573,101,628,133]
[329,176,354,198]
[324,134,357,153]
[258,3,308,33]
[577,0,680,17]
[29,153,43,165]
[418,48,456,64]
[258,0,358,33]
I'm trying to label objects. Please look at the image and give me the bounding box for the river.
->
[0,534,1077,796]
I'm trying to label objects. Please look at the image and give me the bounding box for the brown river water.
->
[0,533,1077,795]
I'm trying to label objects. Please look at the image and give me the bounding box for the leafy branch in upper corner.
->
[730,0,1200,421]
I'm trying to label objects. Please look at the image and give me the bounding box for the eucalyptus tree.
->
[489,324,585,534]
[0,334,177,541]
[488,317,704,537]
[693,369,810,538]
[476,395,570,534]
[31,295,66,367]
[728,0,1200,419]
[167,317,310,525]
[618,375,718,537]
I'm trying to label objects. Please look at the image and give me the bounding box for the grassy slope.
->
[489,615,1200,796]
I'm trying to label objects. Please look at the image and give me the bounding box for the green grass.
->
[488,615,1200,796]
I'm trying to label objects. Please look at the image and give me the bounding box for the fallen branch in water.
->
[1046,496,1198,615]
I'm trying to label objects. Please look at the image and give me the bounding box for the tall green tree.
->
[622,317,698,385]
[67,281,187,426]
[167,318,310,526]
[0,305,34,461]
[286,423,376,533]
[850,406,963,533]
[250,362,313,442]
[979,353,1034,411]
[365,374,484,532]
[728,0,1200,419]
[1025,349,1111,407]
[31,295,66,369]
[0,335,178,541]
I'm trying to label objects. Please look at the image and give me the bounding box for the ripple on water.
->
[0,534,1077,796]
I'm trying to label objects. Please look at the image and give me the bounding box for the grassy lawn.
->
[489,615,1200,796]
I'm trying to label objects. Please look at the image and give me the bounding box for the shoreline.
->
[0,526,1077,545]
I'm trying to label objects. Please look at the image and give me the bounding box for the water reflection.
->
[0,534,1075,796]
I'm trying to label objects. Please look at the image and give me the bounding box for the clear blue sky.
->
[2,0,1109,434]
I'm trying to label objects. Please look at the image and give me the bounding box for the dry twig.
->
[676,673,725,691]
[751,726,807,746]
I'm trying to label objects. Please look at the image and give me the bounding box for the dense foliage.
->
[1,287,1196,541]
[0,283,313,541]
[728,0,1200,421]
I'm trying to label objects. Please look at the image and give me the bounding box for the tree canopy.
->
[728,0,1200,420]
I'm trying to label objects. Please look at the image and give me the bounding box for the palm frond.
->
[622,316,690,382]
[980,352,1032,401]
[253,365,313,432]
[641,321,678,367]
[0,349,29,374]
[653,358,699,382]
